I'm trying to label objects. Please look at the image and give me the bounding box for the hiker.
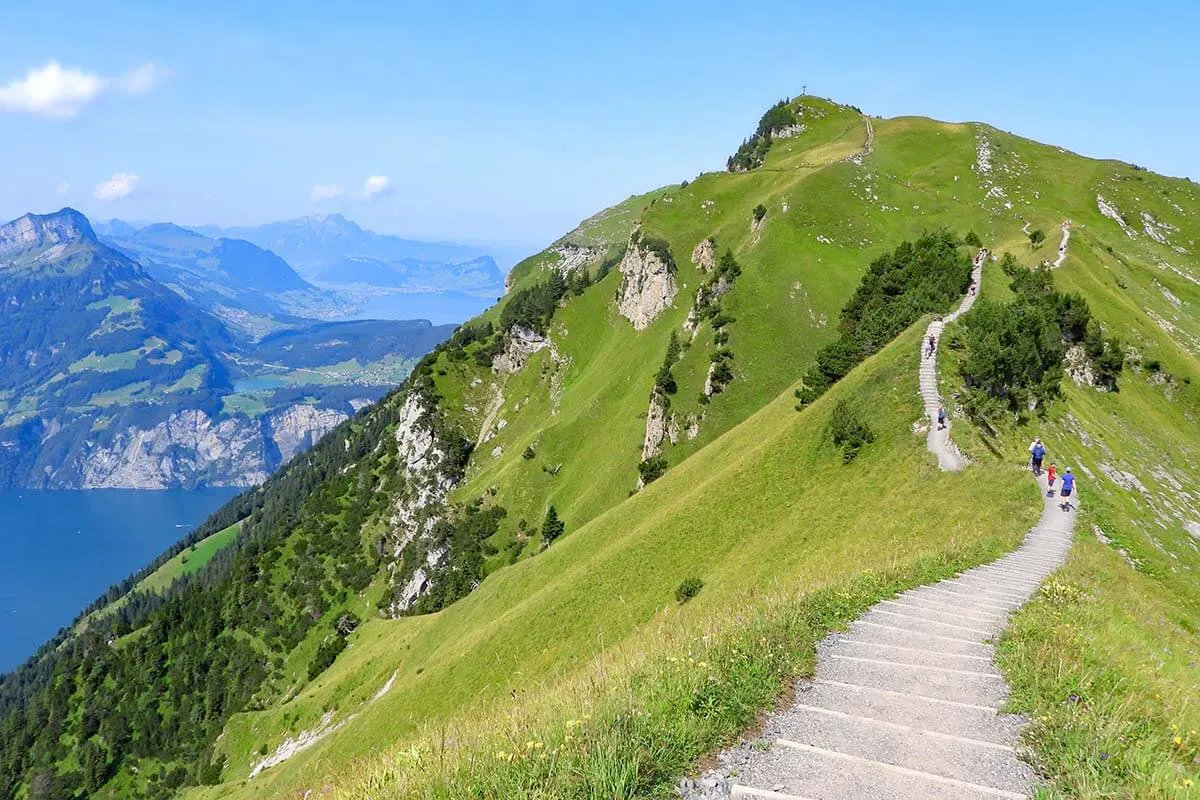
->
[1059,467,1076,510]
[1046,463,1057,495]
[937,405,946,430]
[1029,438,1046,475]
[926,334,936,358]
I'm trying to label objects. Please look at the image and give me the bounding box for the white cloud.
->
[363,175,393,199]
[0,62,106,118]
[310,183,345,202]
[55,181,70,195]
[94,173,140,201]
[0,60,168,118]
[119,62,170,95]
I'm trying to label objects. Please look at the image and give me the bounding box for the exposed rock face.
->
[78,410,269,489]
[1064,343,1098,388]
[492,325,551,374]
[1097,195,1136,237]
[691,238,716,273]
[642,394,668,462]
[267,404,349,464]
[549,243,601,276]
[69,403,352,489]
[773,123,807,139]
[0,208,96,256]
[617,233,677,330]
[385,391,457,616]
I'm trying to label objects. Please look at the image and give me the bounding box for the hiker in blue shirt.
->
[1029,438,1046,475]
[937,405,946,430]
[1059,467,1076,510]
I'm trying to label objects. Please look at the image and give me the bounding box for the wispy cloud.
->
[119,62,171,95]
[55,181,71,195]
[94,173,140,201]
[0,61,169,118]
[310,183,345,202]
[363,175,393,199]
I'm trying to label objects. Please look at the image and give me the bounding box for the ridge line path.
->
[920,248,986,472]
[1051,220,1071,268]
[680,251,1078,800]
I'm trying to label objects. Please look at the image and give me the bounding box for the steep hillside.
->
[2,97,1198,799]
[0,209,454,489]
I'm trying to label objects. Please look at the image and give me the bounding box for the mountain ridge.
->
[1,97,1197,800]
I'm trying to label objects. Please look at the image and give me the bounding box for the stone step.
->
[859,607,996,641]
[793,679,1022,745]
[902,587,1018,612]
[876,599,1007,627]
[816,654,1009,707]
[885,596,1010,623]
[825,635,1001,675]
[733,738,1032,800]
[846,618,994,656]
[766,704,1031,794]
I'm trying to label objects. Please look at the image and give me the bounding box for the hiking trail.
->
[919,248,986,472]
[1051,221,1071,268]
[679,250,1078,800]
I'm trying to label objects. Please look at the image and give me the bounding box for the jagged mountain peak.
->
[0,208,97,256]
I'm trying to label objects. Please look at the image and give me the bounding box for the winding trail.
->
[683,250,1078,800]
[920,248,986,471]
[1051,221,1071,268]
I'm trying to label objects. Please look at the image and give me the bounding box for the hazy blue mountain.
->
[191,214,506,291]
[101,223,350,337]
[0,209,454,489]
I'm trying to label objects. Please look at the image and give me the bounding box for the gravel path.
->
[920,249,986,472]
[679,250,1077,799]
[1051,221,1071,268]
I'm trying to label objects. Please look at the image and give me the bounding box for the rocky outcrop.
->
[642,394,668,462]
[267,404,349,464]
[691,238,716,273]
[78,410,269,488]
[549,243,601,276]
[57,403,352,489]
[0,208,96,257]
[616,231,677,330]
[492,325,551,374]
[385,391,458,616]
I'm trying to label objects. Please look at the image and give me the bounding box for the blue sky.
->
[1,0,1196,250]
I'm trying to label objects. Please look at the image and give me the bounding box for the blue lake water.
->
[345,291,495,325]
[0,488,239,674]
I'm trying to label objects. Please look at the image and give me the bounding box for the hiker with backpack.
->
[1059,467,1077,510]
[937,405,947,430]
[1029,438,1046,475]
[1046,463,1057,495]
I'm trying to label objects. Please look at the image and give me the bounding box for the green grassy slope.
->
[11,95,1200,800]
[201,100,1200,798]
[191,324,1037,800]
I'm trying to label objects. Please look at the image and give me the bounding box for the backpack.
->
[1033,443,1045,459]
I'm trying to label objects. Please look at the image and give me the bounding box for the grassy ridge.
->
[188,324,1036,799]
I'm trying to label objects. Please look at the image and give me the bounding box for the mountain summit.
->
[0,208,97,257]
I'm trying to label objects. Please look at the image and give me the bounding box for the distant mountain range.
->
[0,209,454,489]
[97,222,348,337]
[184,214,510,294]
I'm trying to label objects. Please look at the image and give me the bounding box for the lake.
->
[345,290,495,325]
[0,488,239,674]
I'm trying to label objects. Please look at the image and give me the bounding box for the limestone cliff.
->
[69,404,352,489]
[616,230,677,330]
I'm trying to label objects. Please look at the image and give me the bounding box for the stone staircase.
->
[681,250,1078,799]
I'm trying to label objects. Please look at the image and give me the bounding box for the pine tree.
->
[541,506,565,545]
